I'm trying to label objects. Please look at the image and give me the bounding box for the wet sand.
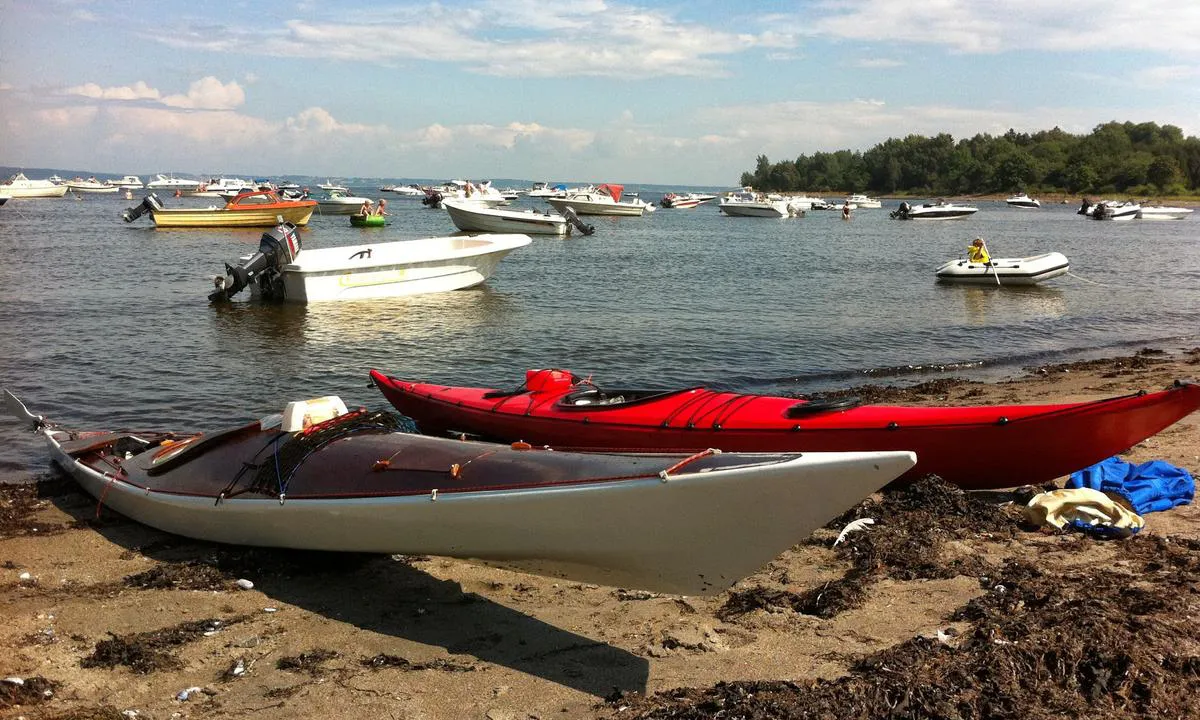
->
[2,349,1198,719]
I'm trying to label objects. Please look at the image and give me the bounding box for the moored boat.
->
[121,190,318,228]
[844,193,882,209]
[208,221,532,302]
[443,198,594,235]
[1005,193,1041,209]
[145,174,202,192]
[316,190,373,215]
[717,190,805,218]
[106,175,145,190]
[1137,205,1193,220]
[66,177,120,194]
[546,184,651,216]
[2,173,71,198]
[369,369,1200,491]
[4,390,915,596]
[891,199,978,220]
[1078,198,1140,220]
[659,192,718,209]
[935,252,1070,285]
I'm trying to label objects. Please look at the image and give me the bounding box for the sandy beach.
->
[3,349,1198,719]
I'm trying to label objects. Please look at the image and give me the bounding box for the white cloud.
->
[856,58,904,68]
[149,4,795,79]
[63,81,161,101]
[806,0,1200,55]
[162,77,245,110]
[59,77,244,111]
[1136,65,1200,87]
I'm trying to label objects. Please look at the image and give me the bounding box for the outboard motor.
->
[121,193,163,223]
[561,207,595,236]
[208,220,302,302]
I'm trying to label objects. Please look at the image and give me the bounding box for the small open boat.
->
[370,369,1200,491]
[4,390,915,595]
[122,190,318,228]
[349,213,386,227]
[209,221,531,302]
[935,252,1069,285]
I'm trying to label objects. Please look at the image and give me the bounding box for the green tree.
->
[1147,156,1180,191]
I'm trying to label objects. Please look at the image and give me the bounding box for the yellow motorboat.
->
[122,190,317,228]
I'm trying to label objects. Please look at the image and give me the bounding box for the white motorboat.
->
[66,177,119,194]
[146,174,202,192]
[191,177,255,197]
[106,175,144,190]
[936,252,1070,285]
[1137,205,1193,220]
[390,184,425,197]
[0,193,9,206]
[1089,200,1141,221]
[891,199,978,220]
[5,389,916,596]
[316,190,373,215]
[718,190,805,218]
[1,173,71,198]
[443,198,594,236]
[844,193,882,209]
[546,183,650,216]
[1005,193,1041,209]
[659,192,718,209]
[318,180,350,193]
[209,222,532,303]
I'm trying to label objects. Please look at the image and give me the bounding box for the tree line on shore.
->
[739,121,1200,197]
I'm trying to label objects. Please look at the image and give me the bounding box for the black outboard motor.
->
[561,207,595,236]
[208,221,302,302]
[121,193,163,223]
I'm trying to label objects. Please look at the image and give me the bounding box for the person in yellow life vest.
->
[967,237,990,264]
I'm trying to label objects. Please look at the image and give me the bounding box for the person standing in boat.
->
[967,237,990,264]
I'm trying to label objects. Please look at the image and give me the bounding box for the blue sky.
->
[2,0,1198,185]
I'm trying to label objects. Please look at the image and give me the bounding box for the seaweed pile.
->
[613,480,1200,719]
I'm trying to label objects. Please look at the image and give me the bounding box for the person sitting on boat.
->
[372,199,388,216]
[967,237,990,264]
[358,200,374,216]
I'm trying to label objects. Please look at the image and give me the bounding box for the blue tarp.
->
[1067,456,1195,516]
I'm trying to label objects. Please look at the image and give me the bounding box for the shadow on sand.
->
[30,473,650,698]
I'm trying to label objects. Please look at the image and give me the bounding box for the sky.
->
[2,0,1199,186]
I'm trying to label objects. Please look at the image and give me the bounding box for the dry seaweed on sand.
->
[720,477,1018,620]
[277,648,339,675]
[360,653,476,672]
[0,676,59,709]
[122,560,232,591]
[0,475,74,539]
[615,532,1200,719]
[22,708,127,720]
[81,616,248,674]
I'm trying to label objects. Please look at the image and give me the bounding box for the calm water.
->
[2,189,1197,480]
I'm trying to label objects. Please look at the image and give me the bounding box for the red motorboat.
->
[370,368,1200,490]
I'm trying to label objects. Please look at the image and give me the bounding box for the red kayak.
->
[370,368,1200,490]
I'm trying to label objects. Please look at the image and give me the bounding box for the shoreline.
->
[2,348,1198,718]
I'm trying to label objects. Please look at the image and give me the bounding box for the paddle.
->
[979,238,1001,287]
[3,389,43,429]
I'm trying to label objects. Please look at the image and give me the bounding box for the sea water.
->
[1,189,1197,479]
